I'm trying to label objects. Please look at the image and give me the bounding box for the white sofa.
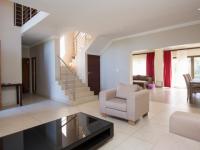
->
[170,111,200,142]
[99,84,150,125]
[153,111,200,150]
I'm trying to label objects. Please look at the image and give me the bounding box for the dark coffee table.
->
[0,112,114,150]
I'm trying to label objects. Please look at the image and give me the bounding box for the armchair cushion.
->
[105,98,127,112]
[116,83,129,99]
[99,87,150,123]
[116,83,142,99]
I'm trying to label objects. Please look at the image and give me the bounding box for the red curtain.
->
[163,51,172,87]
[146,52,155,79]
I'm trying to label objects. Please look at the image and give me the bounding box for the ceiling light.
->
[198,8,200,11]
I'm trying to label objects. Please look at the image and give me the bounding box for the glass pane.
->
[194,57,200,78]
[132,54,146,75]
[171,57,191,88]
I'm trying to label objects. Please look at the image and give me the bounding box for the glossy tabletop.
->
[0,112,113,150]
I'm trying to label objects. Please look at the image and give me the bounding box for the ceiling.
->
[11,0,200,46]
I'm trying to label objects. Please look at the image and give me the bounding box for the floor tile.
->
[114,136,153,150]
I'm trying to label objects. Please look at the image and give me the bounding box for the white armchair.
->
[99,86,150,125]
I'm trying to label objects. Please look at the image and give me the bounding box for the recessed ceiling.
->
[10,0,200,46]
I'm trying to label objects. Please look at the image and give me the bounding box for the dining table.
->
[190,78,200,85]
[189,78,200,103]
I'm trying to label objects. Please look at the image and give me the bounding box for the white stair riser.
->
[59,80,82,85]
[57,66,96,105]
[60,69,75,74]
[73,95,98,104]
[61,84,86,90]
[60,76,77,80]
[65,87,90,94]
[63,83,85,87]
[68,91,94,99]
[59,78,80,82]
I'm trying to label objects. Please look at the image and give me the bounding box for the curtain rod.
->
[132,47,200,55]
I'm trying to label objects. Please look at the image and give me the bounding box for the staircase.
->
[57,56,98,105]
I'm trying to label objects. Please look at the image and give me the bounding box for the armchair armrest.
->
[99,89,116,101]
[99,89,116,113]
[127,90,150,121]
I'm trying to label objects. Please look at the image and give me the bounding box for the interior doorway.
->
[87,55,100,95]
[22,58,30,93]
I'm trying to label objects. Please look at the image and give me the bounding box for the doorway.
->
[87,55,100,95]
[22,58,30,93]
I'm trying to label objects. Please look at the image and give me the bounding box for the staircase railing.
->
[57,56,76,101]
[14,3,38,27]
[73,32,92,56]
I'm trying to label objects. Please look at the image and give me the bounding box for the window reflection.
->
[61,117,67,137]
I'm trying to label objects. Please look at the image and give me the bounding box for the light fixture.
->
[198,8,200,11]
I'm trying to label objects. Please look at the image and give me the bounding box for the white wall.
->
[22,46,30,58]
[75,37,95,84]
[75,47,87,83]
[0,0,22,106]
[60,32,74,65]
[101,24,200,90]
[30,39,69,103]
[87,36,111,55]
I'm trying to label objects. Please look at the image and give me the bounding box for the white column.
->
[154,49,164,87]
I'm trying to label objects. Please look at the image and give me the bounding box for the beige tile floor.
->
[150,87,200,107]
[0,88,200,150]
[22,93,50,105]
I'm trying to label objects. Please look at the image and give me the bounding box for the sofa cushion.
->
[132,84,143,91]
[105,98,127,112]
[133,80,147,84]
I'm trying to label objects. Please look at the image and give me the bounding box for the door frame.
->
[31,57,36,93]
[22,58,30,93]
[87,54,100,95]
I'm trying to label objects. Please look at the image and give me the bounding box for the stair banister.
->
[56,56,76,101]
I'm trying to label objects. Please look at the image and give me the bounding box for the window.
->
[132,54,146,75]
[194,57,200,78]
[60,35,66,59]
[171,49,200,88]
[172,57,191,88]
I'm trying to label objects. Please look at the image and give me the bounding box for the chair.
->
[99,84,150,125]
[186,74,192,81]
[183,74,191,102]
[183,74,200,103]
